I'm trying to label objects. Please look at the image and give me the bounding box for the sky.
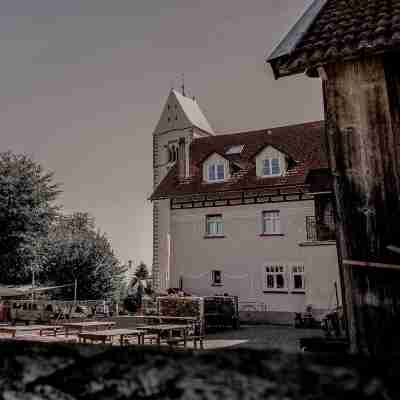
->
[0,0,323,269]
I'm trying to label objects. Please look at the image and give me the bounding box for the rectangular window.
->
[208,165,216,181]
[262,159,271,176]
[206,215,224,237]
[262,211,281,235]
[291,265,305,291]
[262,158,281,176]
[208,163,225,182]
[264,265,287,291]
[217,164,225,180]
[212,270,222,285]
[271,158,280,175]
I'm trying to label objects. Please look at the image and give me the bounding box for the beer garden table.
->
[61,321,115,336]
[78,328,145,345]
[0,324,64,338]
[0,335,76,343]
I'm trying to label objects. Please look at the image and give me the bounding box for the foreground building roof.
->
[151,121,329,199]
[268,0,400,78]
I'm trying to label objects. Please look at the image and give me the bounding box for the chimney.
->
[178,137,186,180]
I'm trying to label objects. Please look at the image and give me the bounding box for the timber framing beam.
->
[170,188,316,210]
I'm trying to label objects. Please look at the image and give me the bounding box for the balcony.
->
[306,214,336,242]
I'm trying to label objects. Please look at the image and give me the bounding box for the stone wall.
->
[0,341,397,399]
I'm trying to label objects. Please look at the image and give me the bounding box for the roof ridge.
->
[194,120,324,142]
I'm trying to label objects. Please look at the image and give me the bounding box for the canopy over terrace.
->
[0,284,73,298]
[267,0,400,356]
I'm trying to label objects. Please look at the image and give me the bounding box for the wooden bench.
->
[166,335,204,349]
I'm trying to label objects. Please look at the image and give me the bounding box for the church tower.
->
[152,89,214,291]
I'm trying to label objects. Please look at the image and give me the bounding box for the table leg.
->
[183,328,187,348]
[157,333,161,346]
[120,335,123,346]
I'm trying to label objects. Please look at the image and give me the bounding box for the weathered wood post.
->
[268,0,400,355]
[321,55,400,355]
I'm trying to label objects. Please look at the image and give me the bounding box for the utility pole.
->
[74,279,77,304]
[31,267,35,302]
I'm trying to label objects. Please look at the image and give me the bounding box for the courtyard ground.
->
[191,324,325,352]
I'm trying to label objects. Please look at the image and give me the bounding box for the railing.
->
[306,214,336,241]
[238,301,272,312]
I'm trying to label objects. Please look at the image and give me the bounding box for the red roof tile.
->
[268,0,400,78]
[151,121,329,199]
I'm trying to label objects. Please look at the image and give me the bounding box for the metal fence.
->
[306,214,335,241]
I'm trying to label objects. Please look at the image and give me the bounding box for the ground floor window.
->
[291,265,305,291]
[212,270,222,286]
[264,265,287,291]
[263,263,305,293]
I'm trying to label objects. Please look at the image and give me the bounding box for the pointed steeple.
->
[153,89,214,136]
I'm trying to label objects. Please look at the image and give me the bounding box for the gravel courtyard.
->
[198,324,325,352]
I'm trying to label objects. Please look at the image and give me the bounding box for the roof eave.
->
[267,0,328,62]
[266,0,328,79]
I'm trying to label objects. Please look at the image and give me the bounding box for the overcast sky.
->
[0,0,322,268]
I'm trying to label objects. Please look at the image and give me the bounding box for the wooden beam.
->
[343,259,400,271]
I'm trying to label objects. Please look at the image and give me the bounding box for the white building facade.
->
[152,90,340,322]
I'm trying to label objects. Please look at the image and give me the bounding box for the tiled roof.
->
[151,121,329,199]
[268,0,400,78]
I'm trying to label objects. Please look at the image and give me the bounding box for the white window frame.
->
[207,162,225,182]
[262,157,281,177]
[291,265,305,292]
[205,214,224,237]
[211,270,222,286]
[263,264,287,292]
[262,211,281,235]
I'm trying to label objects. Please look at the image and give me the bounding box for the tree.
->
[134,261,149,280]
[0,151,61,284]
[44,212,126,300]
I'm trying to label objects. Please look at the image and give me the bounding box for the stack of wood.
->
[157,297,202,318]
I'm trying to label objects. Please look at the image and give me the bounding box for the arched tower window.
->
[167,144,179,163]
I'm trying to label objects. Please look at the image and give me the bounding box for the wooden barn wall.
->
[323,54,400,356]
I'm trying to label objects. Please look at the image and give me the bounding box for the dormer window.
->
[256,146,286,178]
[208,163,225,182]
[203,153,229,183]
[262,158,281,176]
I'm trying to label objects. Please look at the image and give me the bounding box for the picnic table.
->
[78,328,145,345]
[138,324,191,347]
[131,315,198,322]
[61,321,115,337]
[0,324,64,338]
[0,335,76,344]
